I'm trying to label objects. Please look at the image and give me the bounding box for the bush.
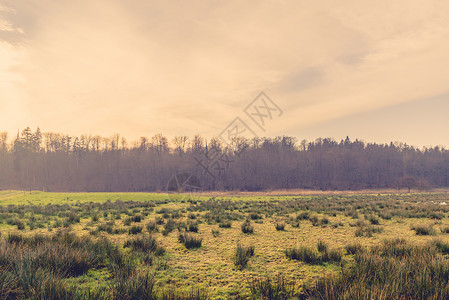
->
[178,232,202,249]
[211,229,220,237]
[241,219,254,234]
[235,244,255,270]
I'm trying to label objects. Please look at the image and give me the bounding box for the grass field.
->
[1,190,449,299]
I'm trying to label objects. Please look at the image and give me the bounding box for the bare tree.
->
[172,136,189,156]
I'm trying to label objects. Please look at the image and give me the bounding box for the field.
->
[2,190,449,299]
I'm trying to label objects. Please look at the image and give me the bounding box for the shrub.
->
[211,229,220,237]
[235,244,255,270]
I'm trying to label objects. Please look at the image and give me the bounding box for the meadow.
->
[1,190,449,299]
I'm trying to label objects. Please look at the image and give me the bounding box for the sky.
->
[0,0,449,147]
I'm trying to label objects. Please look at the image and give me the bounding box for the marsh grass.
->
[303,239,449,299]
[248,276,296,299]
[275,222,286,231]
[178,232,202,249]
[241,219,254,234]
[123,234,165,256]
[285,241,342,265]
[412,223,435,235]
[3,192,449,298]
[235,244,255,270]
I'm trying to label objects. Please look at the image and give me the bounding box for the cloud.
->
[0,0,448,145]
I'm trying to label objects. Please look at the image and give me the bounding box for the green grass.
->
[0,190,201,206]
[1,190,449,299]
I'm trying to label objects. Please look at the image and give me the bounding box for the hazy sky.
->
[1,0,449,146]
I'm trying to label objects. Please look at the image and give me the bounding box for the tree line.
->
[0,127,447,192]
